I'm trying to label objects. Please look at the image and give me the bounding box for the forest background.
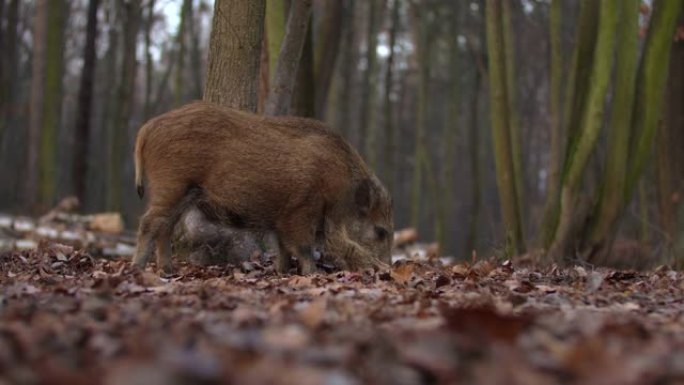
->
[0,0,683,266]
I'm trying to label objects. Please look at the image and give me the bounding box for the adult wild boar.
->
[132,101,393,274]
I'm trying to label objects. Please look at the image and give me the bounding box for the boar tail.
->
[134,124,147,199]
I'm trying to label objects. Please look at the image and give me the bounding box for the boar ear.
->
[355,179,375,215]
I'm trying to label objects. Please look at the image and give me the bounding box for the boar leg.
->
[133,206,169,268]
[275,206,321,275]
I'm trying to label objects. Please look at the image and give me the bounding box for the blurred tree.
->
[485,0,525,255]
[358,0,381,166]
[265,0,312,116]
[0,0,19,146]
[382,0,400,193]
[314,0,346,119]
[205,0,266,111]
[108,0,141,211]
[73,0,101,203]
[27,0,47,211]
[291,15,314,117]
[143,0,155,120]
[173,0,191,106]
[538,0,562,247]
[40,0,68,208]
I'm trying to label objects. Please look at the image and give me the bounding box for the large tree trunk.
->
[204,0,266,111]
[264,0,312,116]
[73,0,100,205]
[107,0,141,211]
[485,0,525,255]
[313,0,345,119]
[26,0,48,211]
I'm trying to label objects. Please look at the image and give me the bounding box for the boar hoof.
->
[298,257,317,275]
[159,263,175,275]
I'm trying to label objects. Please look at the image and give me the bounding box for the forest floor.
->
[2,245,684,385]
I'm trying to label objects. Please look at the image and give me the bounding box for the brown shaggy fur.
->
[133,101,393,274]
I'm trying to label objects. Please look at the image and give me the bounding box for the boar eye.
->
[375,227,389,241]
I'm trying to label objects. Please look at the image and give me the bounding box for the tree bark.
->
[204,0,266,111]
[107,0,141,211]
[26,0,48,211]
[264,0,312,116]
[73,0,100,203]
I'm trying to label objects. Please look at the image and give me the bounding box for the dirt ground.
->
[2,245,684,385]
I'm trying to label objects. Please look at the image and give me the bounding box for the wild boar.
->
[132,101,393,274]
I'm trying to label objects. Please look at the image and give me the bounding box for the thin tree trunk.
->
[40,0,68,207]
[586,0,639,259]
[1,0,19,142]
[335,0,356,139]
[466,70,483,260]
[0,0,5,135]
[501,0,525,235]
[107,0,141,211]
[187,0,203,99]
[73,0,100,203]
[313,0,345,119]
[143,0,155,119]
[173,0,191,106]
[266,0,286,82]
[549,0,618,259]
[539,0,599,247]
[486,0,525,256]
[204,0,266,111]
[26,0,48,211]
[625,0,684,198]
[538,0,562,247]
[410,3,433,231]
[291,16,314,117]
[358,0,380,164]
[382,0,399,193]
[264,0,312,116]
